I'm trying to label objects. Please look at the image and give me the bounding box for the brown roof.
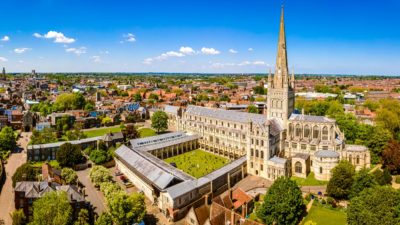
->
[194,205,210,225]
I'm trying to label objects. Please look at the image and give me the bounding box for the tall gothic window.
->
[295,124,302,137]
[295,162,302,173]
[313,126,319,139]
[322,126,329,140]
[304,125,310,138]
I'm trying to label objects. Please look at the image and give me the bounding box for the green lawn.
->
[138,128,157,138]
[291,172,328,186]
[29,160,60,169]
[83,126,122,138]
[164,149,230,178]
[302,204,347,225]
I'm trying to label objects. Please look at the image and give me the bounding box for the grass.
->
[164,149,230,178]
[291,172,328,186]
[138,127,157,138]
[302,204,347,225]
[83,126,122,138]
[29,160,60,170]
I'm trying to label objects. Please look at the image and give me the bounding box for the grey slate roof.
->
[115,145,190,190]
[289,113,335,123]
[130,132,200,152]
[164,105,180,115]
[185,105,267,125]
[268,156,287,165]
[315,150,340,158]
[27,136,102,150]
[15,181,84,202]
[293,153,310,160]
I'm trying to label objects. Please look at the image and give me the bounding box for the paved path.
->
[301,185,326,195]
[76,168,107,215]
[0,132,30,225]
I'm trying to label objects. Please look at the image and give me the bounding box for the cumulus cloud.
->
[142,58,154,65]
[123,33,136,42]
[248,48,253,51]
[65,47,86,56]
[229,49,238,54]
[179,46,195,55]
[211,60,266,68]
[14,47,31,54]
[1,36,10,42]
[201,47,220,55]
[34,31,75,44]
[0,57,8,62]
[91,55,101,63]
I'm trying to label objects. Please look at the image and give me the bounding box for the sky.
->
[0,0,399,75]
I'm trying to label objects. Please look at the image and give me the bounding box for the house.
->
[185,205,211,225]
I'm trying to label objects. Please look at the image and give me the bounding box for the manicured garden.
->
[138,127,157,138]
[302,203,347,225]
[291,172,328,186]
[83,126,122,138]
[164,149,230,178]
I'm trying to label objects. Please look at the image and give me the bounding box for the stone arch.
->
[295,161,302,173]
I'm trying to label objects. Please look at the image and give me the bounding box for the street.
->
[76,169,107,215]
[0,132,30,225]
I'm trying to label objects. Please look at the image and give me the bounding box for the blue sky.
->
[0,0,399,74]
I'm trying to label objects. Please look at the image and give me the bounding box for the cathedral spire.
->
[275,5,289,87]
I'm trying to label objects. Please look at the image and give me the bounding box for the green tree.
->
[327,160,355,199]
[11,209,26,225]
[12,163,38,187]
[107,192,146,225]
[61,168,78,185]
[148,93,159,101]
[247,105,259,114]
[95,213,113,225]
[74,209,90,225]
[100,182,122,199]
[350,168,376,198]
[366,126,392,163]
[253,86,266,95]
[90,149,111,165]
[122,124,139,140]
[30,191,72,225]
[256,177,305,225]
[151,111,168,133]
[30,127,58,145]
[0,126,16,152]
[133,93,142,102]
[382,140,400,174]
[65,123,87,141]
[102,117,112,125]
[84,101,95,111]
[56,143,83,167]
[347,186,400,225]
[89,166,113,187]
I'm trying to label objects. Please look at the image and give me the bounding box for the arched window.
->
[295,124,302,137]
[255,150,259,158]
[356,155,360,164]
[349,154,352,163]
[251,149,254,156]
[322,126,329,140]
[295,162,302,173]
[289,123,294,137]
[320,167,323,174]
[313,126,319,139]
[304,125,310,138]
[261,151,264,159]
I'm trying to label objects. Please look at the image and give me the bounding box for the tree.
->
[148,93,159,101]
[66,123,87,141]
[347,186,400,225]
[382,140,400,174]
[350,168,376,198]
[366,126,392,163]
[89,166,113,187]
[74,209,90,225]
[133,93,142,102]
[107,192,146,225]
[56,116,74,134]
[256,177,305,225]
[247,105,259,114]
[56,143,83,167]
[123,124,139,140]
[151,111,168,133]
[84,101,95,111]
[253,86,266,95]
[102,117,112,125]
[30,191,72,225]
[327,160,355,199]
[100,182,122,199]
[30,127,58,145]
[373,168,392,186]
[95,212,113,225]
[0,126,16,152]
[90,149,111,165]
[61,168,78,185]
[12,163,38,187]
[11,209,26,225]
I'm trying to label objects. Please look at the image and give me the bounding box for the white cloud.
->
[34,31,75,44]
[248,48,253,51]
[123,33,136,42]
[65,47,87,56]
[211,60,266,68]
[0,57,8,62]
[142,58,153,65]
[1,36,10,42]
[201,47,220,55]
[179,46,195,55]
[253,61,266,65]
[229,49,238,54]
[91,55,101,63]
[14,47,31,54]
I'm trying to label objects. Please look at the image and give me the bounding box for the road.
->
[76,168,107,215]
[0,132,30,225]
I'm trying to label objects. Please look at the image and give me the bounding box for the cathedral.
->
[177,6,370,181]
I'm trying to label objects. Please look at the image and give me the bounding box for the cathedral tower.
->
[267,6,295,125]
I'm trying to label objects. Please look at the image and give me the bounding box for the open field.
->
[302,204,347,225]
[164,149,230,178]
[291,172,328,186]
[83,126,122,138]
[138,127,157,138]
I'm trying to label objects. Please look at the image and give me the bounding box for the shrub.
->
[395,176,400,184]
[89,166,113,187]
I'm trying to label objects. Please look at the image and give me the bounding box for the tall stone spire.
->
[274,5,289,88]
